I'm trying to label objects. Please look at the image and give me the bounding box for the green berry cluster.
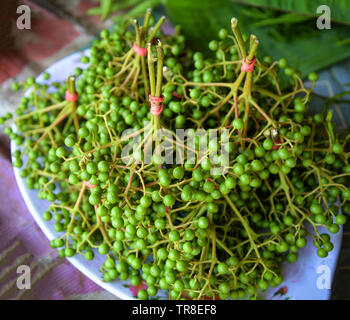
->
[3,12,350,301]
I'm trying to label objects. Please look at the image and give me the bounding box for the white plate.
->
[11,49,343,300]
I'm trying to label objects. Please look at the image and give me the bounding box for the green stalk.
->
[242,36,260,138]
[147,43,156,97]
[66,75,79,133]
[155,41,164,97]
[147,16,165,43]
[223,194,260,259]
[141,8,152,38]
[66,75,77,108]
[154,41,164,137]
[231,18,247,60]
[140,9,152,98]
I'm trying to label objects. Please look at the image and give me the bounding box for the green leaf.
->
[235,0,350,25]
[165,0,350,77]
[86,7,103,16]
[113,0,163,22]
[251,12,311,27]
[101,0,114,21]
[111,0,144,12]
[337,38,350,46]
